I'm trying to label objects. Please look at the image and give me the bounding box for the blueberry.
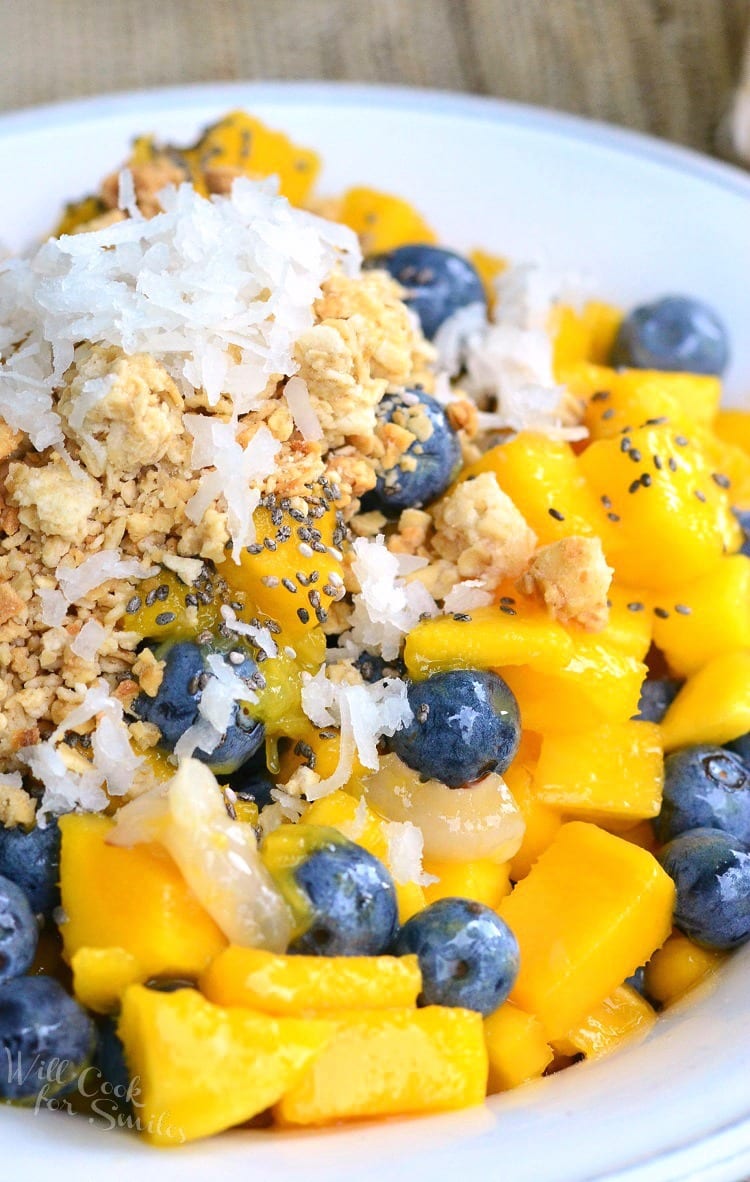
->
[367,245,486,340]
[226,752,275,810]
[387,669,521,788]
[355,651,407,683]
[287,834,398,956]
[94,1017,132,1115]
[655,745,750,845]
[0,818,60,918]
[133,639,264,775]
[0,975,97,1101]
[634,678,683,724]
[732,508,750,559]
[625,966,647,997]
[362,389,461,515]
[659,828,750,949]
[0,874,38,983]
[392,897,519,1015]
[611,295,729,376]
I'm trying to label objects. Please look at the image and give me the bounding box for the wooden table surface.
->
[1,0,748,156]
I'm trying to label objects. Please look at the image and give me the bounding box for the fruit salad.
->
[0,110,748,1146]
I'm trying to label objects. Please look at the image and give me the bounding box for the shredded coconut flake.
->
[221,604,278,658]
[38,588,68,627]
[283,375,324,441]
[55,550,158,605]
[381,819,436,886]
[70,618,107,661]
[443,580,494,612]
[0,772,23,790]
[344,535,437,661]
[174,653,257,760]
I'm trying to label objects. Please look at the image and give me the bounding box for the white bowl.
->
[1,83,749,1182]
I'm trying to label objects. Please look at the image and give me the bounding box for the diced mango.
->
[484,1003,553,1092]
[201,946,421,1015]
[553,984,656,1059]
[303,791,426,922]
[696,425,750,510]
[660,649,750,750]
[117,985,332,1145]
[464,432,611,546]
[499,636,645,733]
[54,195,108,237]
[594,585,653,660]
[183,110,320,206]
[125,568,223,642]
[566,364,721,440]
[579,424,741,590]
[275,1006,487,1125]
[499,822,674,1039]
[534,721,663,824]
[714,409,750,457]
[403,601,574,680]
[619,819,659,853]
[338,187,436,254]
[59,815,226,978]
[650,555,750,677]
[504,733,563,880]
[71,946,142,1014]
[423,858,512,908]
[279,719,367,786]
[644,931,726,1006]
[216,496,345,643]
[551,302,622,378]
[469,249,507,308]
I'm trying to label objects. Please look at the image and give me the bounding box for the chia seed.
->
[654,607,670,619]
[548,508,565,521]
[155,611,176,627]
[297,607,310,625]
[125,595,142,614]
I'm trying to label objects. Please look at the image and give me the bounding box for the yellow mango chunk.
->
[651,555,750,677]
[216,495,345,643]
[423,858,511,908]
[303,790,425,921]
[338,186,436,254]
[484,1003,553,1091]
[551,302,622,378]
[279,719,367,786]
[201,946,421,1015]
[118,985,332,1145]
[184,110,320,206]
[534,721,663,823]
[125,567,223,643]
[695,425,750,510]
[579,424,741,590]
[553,984,656,1059]
[403,601,574,680]
[586,584,652,660]
[275,1006,487,1125]
[499,636,645,733]
[71,946,142,1014]
[714,409,750,456]
[644,931,726,1006]
[499,822,674,1039]
[59,815,226,978]
[504,732,563,880]
[54,195,108,236]
[469,249,507,308]
[465,432,611,546]
[660,649,750,750]
[567,364,721,440]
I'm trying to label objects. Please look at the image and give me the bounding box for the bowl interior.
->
[1,82,749,1182]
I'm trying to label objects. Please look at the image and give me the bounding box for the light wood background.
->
[0,0,749,155]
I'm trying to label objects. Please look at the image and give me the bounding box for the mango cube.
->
[644,931,726,1006]
[484,1003,553,1092]
[117,985,332,1145]
[499,636,645,733]
[338,187,436,254]
[578,424,740,590]
[504,738,563,881]
[651,556,750,677]
[553,984,656,1059]
[58,815,226,978]
[566,363,721,440]
[464,432,611,546]
[534,721,663,823]
[71,946,142,1014]
[423,858,511,909]
[403,601,574,680]
[499,822,674,1039]
[275,1006,487,1125]
[551,303,622,378]
[201,947,421,1015]
[660,649,750,751]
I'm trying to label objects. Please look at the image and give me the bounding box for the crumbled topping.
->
[431,471,537,586]
[517,535,613,631]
